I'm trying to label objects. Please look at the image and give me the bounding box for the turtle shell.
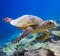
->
[11,15,43,30]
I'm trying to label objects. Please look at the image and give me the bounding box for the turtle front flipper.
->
[13,27,33,43]
[35,30,50,42]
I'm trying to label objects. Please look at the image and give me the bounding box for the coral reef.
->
[1,26,60,56]
[12,41,60,56]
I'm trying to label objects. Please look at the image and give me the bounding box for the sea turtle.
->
[2,15,57,43]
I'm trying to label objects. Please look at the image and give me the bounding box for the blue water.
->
[0,0,60,46]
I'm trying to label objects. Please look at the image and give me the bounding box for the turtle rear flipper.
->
[13,27,33,43]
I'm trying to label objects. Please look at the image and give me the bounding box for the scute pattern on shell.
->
[14,15,43,28]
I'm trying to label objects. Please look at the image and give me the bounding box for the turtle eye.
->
[48,21,53,26]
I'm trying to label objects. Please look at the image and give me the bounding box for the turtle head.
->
[2,17,13,23]
[45,20,57,29]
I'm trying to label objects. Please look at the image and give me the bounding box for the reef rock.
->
[2,26,60,56]
[23,41,59,56]
[12,40,60,56]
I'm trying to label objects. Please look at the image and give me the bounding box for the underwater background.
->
[0,0,60,46]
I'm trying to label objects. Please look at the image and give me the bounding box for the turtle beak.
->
[49,20,57,26]
[53,21,57,27]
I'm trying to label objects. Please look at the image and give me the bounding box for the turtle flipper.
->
[13,27,33,43]
[35,30,50,42]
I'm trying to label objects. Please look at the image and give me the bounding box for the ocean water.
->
[0,0,60,46]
